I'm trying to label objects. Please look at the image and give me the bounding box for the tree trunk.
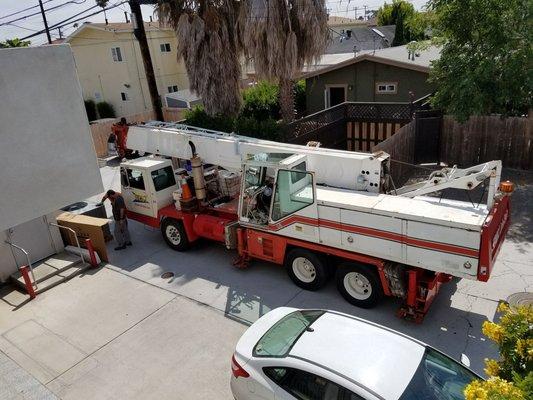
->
[279,77,295,123]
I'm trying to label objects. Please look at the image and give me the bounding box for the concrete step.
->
[10,252,90,295]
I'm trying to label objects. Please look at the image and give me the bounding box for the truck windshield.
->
[399,348,480,400]
[253,310,324,358]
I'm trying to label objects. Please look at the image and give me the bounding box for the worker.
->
[101,189,132,250]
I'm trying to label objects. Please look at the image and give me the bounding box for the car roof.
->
[289,311,426,400]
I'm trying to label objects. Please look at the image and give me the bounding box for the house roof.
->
[65,20,172,42]
[327,15,364,26]
[300,45,441,79]
[326,25,396,54]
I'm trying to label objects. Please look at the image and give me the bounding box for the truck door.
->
[269,168,319,242]
[121,167,157,218]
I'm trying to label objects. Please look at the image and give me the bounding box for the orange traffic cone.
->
[180,177,193,201]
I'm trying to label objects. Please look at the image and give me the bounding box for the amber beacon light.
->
[499,181,515,194]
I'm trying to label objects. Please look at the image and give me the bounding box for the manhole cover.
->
[160,272,174,279]
[506,292,533,307]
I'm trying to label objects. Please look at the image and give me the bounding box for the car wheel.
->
[285,248,328,291]
[336,262,383,308]
[161,218,190,251]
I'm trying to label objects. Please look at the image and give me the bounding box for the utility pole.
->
[129,0,163,121]
[38,0,52,44]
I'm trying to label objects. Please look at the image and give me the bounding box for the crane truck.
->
[118,122,513,322]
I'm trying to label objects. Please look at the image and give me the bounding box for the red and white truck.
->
[118,122,513,322]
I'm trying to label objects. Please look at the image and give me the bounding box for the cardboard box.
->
[56,212,110,262]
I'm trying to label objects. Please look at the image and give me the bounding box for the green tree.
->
[0,38,31,48]
[377,0,419,45]
[427,0,532,121]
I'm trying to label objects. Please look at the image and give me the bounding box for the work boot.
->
[114,245,127,251]
[126,241,133,246]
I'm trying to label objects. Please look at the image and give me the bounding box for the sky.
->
[0,0,429,44]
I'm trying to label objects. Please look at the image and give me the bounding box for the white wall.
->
[0,45,103,232]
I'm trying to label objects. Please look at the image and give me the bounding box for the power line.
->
[20,1,128,41]
[0,0,56,20]
[0,0,88,27]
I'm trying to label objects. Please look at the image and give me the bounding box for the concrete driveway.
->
[0,166,531,399]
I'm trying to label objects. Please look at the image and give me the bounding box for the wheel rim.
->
[165,225,181,245]
[343,272,372,300]
[292,257,316,283]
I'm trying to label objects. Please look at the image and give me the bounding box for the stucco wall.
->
[305,60,435,114]
[0,45,103,232]
[69,26,189,117]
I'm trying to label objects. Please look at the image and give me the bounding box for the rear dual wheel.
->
[336,262,383,308]
[285,249,328,291]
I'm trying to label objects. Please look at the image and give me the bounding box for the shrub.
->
[184,106,235,132]
[84,99,97,122]
[241,81,280,121]
[294,80,306,117]
[96,101,116,119]
[464,304,533,399]
[235,116,281,141]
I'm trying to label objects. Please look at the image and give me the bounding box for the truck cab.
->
[120,157,179,219]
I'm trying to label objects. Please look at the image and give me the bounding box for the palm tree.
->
[156,0,329,122]
[0,38,31,48]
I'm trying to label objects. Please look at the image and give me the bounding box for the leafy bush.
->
[294,80,306,117]
[464,304,533,400]
[241,81,280,121]
[184,106,235,132]
[96,101,116,119]
[84,99,97,122]
[235,116,281,140]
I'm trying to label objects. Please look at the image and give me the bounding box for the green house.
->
[301,45,440,115]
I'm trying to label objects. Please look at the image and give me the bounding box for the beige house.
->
[66,21,189,116]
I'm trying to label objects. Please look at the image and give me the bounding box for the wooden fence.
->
[90,108,186,157]
[372,121,417,186]
[285,102,414,149]
[440,115,532,170]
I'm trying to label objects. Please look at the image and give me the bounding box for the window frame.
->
[120,92,129,101]
[270,168,315,223]
[160,43,171,53]
[167,85,178,93]
[263,367,365,400]
[375,81,397,94]
[151,165,177,192]
[111,46,123,62]
[126,168,145,190]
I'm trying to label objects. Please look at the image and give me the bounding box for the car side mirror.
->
[460,353,471,368]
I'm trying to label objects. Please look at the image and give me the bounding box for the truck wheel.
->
[285,249,328,291]
[336,263,383,309]
[161,218,190,251]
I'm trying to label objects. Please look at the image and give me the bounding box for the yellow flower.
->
[497,302,509,313]
[465,377,524,400]
[482,321,503,343]
[484,358,500,377]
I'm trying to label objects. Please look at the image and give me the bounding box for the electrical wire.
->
[0,0,56,20]
[19,1,128,41]
[0,0,89,27]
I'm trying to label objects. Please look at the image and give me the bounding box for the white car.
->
[230,307,480,400]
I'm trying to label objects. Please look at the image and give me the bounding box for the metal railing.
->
[48,223,85,265]
[4,240,37,288]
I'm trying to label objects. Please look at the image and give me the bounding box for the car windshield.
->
[399,347,480,400]
[253,310,324,357]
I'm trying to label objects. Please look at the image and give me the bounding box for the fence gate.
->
[414,110,442,164]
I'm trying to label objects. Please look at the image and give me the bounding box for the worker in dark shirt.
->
[101,189,132,250]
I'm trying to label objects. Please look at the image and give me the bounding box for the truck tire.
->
[161,218,190,251]
[336,262,383,309]
[285,248,328,291]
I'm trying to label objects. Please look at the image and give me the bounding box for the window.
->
[120,168,129,187]
[376,82,397,94]
[167,85,178,93]
[271,169,314,222]
[126,168,145,190]
[151,166,176,191]
[254,310,323,357]
[263,368,363,400]
[111,47,123,62]
[160,43,171,52]
[121,92,129,101]
[399,348,479,400]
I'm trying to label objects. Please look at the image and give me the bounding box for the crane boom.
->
[126,121,389,192]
